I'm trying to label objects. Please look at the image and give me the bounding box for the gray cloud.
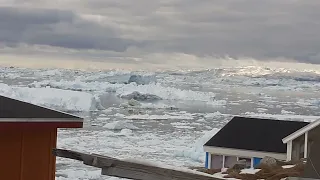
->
[0,6,138,52]
[0,0,320,64]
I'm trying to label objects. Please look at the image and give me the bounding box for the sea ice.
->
[0,83,96,111]
[103,121,139,130]
[174,128,220,162]
[128,74,156,85]
[243,112,320,122]
[120,91,162,101]
[115,83,216,102]
[281,110,295,115]
[2,66,319,180]
[118,129,134,136]
[124,113,194,120]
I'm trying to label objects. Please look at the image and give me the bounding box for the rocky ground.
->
[192,157,306,180]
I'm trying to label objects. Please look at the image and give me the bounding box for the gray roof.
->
[204,116,309,153]
[0,95,82,120]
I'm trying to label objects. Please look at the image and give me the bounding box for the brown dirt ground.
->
[224,162,305,180]
[193,161,305,180]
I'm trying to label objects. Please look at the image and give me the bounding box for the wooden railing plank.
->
[52,148,221,180]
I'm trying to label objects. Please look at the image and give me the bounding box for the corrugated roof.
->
[0,95,82,120]
[204,116,309,153]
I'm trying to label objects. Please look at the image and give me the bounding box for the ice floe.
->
[103,121,139,130]
[174,128,220,162]
[0,83,96,112]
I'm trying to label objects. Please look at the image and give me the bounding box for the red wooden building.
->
[0,95,83,180]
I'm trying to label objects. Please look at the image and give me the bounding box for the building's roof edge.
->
[0,118,83,123]
[203,145,286,154]
[0,95,84,119]
[282,118,320,143]
[203,145,287,160]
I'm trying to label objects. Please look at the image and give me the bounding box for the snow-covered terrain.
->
[0,65,320,180]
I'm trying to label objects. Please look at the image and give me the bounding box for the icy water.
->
[1,66,320,180]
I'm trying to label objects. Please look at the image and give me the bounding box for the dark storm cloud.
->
[0,6,137,52]
[1,0,320,64]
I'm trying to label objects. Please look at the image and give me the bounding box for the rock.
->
[259,156,278,167]
[232,164,246,171]
[224,171,243,179]
[214,159,306,180]
[286,158,307,166]
[231,160,247,171]
[266,171,301,180]
[205,168,221,175]
[121,91,162,102]
[190,167,221,175]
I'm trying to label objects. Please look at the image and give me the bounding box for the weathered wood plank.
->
[53,148,85,161]
[53,148,220,180]
[102,165,217,180]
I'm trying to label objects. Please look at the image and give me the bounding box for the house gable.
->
[282,118,320,144]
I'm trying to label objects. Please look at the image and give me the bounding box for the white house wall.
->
[208,154,258,169]
[292,135,307,161]
[211,155,223,169]
[225,156,237,168]
[286,140,292,161]
[288,125,320,161]
[204,146,287,160]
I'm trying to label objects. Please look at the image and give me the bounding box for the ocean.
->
[0,66,320,180]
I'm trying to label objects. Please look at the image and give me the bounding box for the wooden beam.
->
[222,155,225,169]
[304,132,308,158]
[208,153,212,169]
[287,140,293,161]
[52,148,220,180]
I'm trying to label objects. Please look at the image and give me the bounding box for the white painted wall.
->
[225,156,237,168]
[211,154,223,169]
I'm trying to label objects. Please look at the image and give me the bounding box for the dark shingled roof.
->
[204,116,309,153]
[0,95,82,119]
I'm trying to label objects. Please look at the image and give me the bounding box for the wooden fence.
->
[53,148,221,180]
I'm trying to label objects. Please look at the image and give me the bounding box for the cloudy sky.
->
[0,0,319,69]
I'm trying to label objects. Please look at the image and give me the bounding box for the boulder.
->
[230,160,247,171]
[259,156,278,167]
[205,168,221,175]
